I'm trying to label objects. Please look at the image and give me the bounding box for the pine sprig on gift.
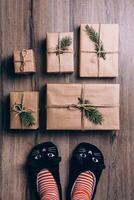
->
[84,107,103,125]
[85,25,106,60]
[20,111,35,127]
[15,103,35,127]
[57,36,72,52]
[78,97,103,125]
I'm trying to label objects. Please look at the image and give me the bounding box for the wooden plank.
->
[0,0,3,197]
[0,0,37,200]
[28,0,70,199]
[69,1,114,199]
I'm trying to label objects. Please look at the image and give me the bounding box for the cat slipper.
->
[66,142,105,200]
[25,142,62,200]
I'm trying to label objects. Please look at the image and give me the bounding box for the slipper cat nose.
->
[88,150,93,155]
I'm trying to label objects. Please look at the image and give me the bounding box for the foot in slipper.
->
[26,142,62,200]
[67,142,105,200]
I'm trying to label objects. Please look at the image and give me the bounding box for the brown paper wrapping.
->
[47,32,74,73]
[14,49,36,73]
[80,24,119,77]
[10,91,39,129]
[46,84,120,130]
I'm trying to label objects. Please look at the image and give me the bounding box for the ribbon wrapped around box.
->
[80,24,119,77]
[47,32,74,73]
[10,91,39,129]
[46,84,120,130]
[14,49,36,73]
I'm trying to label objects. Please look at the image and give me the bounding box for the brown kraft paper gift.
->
[14,49,36,73]
[10,91,39,129]
[46,84,120,130]
[47,32,74,73]
[80,24,119,77]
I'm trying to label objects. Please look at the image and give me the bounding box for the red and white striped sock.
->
[37,169,60,200]
[71,171,95,200]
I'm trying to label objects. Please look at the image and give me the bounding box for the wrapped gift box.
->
[10,91,39,129]
[14,49,36,73]
[46,84,120,130]
[80,24,119,77]
[47,32,74,73]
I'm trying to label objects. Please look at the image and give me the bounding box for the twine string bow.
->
[67,85,92,130]
[19,49,27,72]
[14,49,31,72]
[12,94,35,128]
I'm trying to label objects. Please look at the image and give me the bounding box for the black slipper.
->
[66,142,105,200]
[25,142,62,200]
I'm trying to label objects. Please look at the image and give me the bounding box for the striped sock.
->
[37,169,60,200]
[71,171,95,200]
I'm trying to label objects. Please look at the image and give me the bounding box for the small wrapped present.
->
[14,49,36,73]
[80,24,119,77]
[47,32,74,73]
[10,91,39,129]
[46,84,120,130]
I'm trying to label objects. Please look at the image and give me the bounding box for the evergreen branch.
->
[85,26,99,44]
[15,103,36,127]
[56,36,72,53]
[20,111,35,127]
[78,98,103,125]
[84,107,103,125]
[85,25,106,60]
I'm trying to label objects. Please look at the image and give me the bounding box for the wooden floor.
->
[0,0,134,199]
